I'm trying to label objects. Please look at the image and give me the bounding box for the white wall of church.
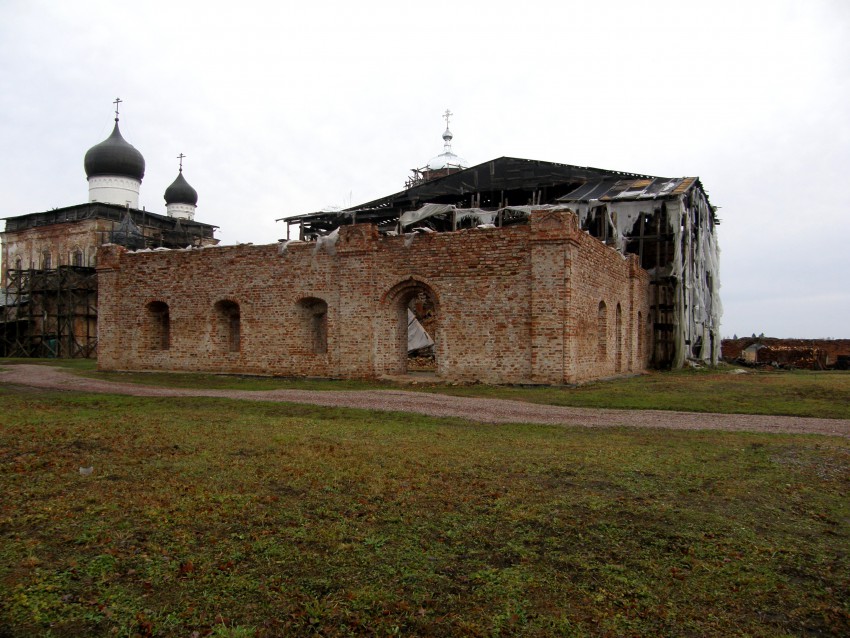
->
[87,175,141,208]
[166,202,196,220]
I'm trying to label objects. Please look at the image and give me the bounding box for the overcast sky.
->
[1,0,848,339]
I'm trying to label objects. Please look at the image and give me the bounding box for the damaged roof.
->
[286,156,715,236]
[285,156,658,233]
[2,201,218,233]
[343,156,654,211]
[557,176,699,202]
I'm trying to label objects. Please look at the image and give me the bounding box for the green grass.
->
[5,358,850,419]
[427,368,850,419]
[0,387,848,637]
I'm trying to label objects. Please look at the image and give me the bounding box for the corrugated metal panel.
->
[558,176,697,202]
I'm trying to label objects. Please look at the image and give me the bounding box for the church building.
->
[0,100,218,357]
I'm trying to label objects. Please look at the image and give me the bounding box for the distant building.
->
[722,337,847,370]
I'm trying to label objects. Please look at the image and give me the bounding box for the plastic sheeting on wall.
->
[408,309,434,352]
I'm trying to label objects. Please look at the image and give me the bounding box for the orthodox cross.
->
[177,153,186,172]
[443,109,452,129]
[113,97,122,121]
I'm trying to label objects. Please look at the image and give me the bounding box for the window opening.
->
[597,300,608,360]
[214,300,241,352]
[637,311,643,363]
[297,298,328,354]
[615,303,623,372]
[146,301,170,350]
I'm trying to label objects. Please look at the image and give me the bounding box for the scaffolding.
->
[1,266,98,358]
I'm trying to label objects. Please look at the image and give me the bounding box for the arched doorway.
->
[383,279,439,376]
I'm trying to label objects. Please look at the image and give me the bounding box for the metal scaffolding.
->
[1,266,97,358]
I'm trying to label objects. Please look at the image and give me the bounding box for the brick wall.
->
[97,210,651,384]
[722,337,850,368]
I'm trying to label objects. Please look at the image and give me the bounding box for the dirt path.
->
[2,364,849,438]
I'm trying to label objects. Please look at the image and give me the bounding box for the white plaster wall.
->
[166,203,196,220]
[88,175,141,208]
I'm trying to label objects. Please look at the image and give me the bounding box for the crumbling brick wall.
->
[97,210,651,384]
[722,337,850,369]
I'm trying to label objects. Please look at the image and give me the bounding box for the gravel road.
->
[2,364,848,438]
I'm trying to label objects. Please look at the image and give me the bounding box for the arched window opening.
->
[615,303,623,372]
[42,251,52,270]
[72,248,84,267]
[14,256,22,271]
[214,300,241,353]
[146,301,170,350]
[597,300,607,360]
[297,297,328,354]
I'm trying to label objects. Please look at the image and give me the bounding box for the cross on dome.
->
[441,108,455,148]
[113,97,122,122]
[423,108,468,172]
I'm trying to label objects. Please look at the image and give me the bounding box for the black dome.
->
[84,121,145,180]
[164,170,198,205]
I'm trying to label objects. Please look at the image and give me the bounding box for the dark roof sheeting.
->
[285,157,658,232]
[558,177,699,203]
[345,156,654,213]
[2,202,217,233]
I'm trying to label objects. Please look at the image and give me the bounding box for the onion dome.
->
[164,169,198,206]
[84,120,146,180]
[426,115,468,170]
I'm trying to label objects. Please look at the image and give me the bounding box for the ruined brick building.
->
[3,109,721,383]
[97,209,651,384]
[721,337,850,370]
[1,103,217,357]
[283,114,722,371]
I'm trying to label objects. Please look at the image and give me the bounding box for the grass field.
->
[9,358,850,419]
[0,363,849,636]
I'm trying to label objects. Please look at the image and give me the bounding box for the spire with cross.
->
[442,108,454,151]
